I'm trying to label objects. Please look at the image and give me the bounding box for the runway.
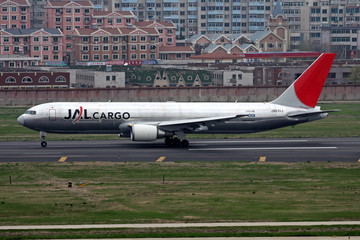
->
[0,137,359,162]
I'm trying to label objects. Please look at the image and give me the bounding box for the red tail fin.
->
[272,53,336,108]
[294,53,336,108]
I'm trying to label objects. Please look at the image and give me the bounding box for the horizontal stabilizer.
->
[287,109,340,118]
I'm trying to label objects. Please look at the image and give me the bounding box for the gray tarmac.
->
[0,137,359,162]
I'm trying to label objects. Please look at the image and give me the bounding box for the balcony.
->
[14,41,20,45]
[163,7,179,11]
[208,18,223,23]
[53,49,59,53]
[112,49,119,52]
[84,11,90,16]
[21,18,27,23]
[53,40,59,44]
[55,20,61,24]
[55,11,62,16]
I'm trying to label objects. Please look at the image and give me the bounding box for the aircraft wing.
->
[158,114,248,132]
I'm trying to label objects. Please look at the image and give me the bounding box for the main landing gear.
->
[164,137,189,147]
[40,131,47,148]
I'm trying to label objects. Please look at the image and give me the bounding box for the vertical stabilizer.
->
[272,53,336,108]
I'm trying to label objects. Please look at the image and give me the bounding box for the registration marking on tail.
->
[156,156,166,162]
[58,157,68,162]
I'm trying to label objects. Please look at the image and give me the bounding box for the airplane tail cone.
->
[272,53,336,108]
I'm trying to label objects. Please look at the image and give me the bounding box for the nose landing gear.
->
[40,131,47,148]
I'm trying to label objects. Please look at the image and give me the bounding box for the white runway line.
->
[194,140,309,144]
[189,147,338,151]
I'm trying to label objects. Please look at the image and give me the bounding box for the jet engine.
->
[130,124,171,141]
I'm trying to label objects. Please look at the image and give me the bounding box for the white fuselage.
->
[19,102,324,135]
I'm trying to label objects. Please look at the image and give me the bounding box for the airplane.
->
[17,53,336,148]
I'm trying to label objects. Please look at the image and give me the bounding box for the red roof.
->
[134,21,176,28]
[45,0,93,7]
[190,52,239,60]
[159,46,194,53]
[0,0,30,5]
[190,51,322,60]
[92,10,134,17]
[119,27,159,35]
[74,28,122,35]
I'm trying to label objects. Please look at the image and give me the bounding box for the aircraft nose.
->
[17,115,24,125]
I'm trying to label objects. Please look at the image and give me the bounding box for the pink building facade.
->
[44,0,94,61]
[0,28,64,66]
[0,0,30,30]
[134,21,176,47]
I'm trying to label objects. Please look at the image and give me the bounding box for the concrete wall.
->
[0,85,359,106]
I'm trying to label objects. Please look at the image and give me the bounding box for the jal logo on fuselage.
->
[64,106,130,124]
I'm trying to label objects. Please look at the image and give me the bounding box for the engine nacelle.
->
[130,124,170,141]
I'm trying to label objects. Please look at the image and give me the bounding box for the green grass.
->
[1,103,360,141]
[1,162,360,226]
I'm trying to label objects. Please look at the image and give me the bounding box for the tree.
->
[349,66,360,84]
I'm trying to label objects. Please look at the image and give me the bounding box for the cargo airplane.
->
[17,53,336,148]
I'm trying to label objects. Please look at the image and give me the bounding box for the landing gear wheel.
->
[172,137,181,146]
[165,137,173,145]
[180,139,189,148]
[41,141,47,148]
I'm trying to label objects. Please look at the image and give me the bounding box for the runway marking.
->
[195,140,308,144]
[259,156,266,162]
[189,147,338,151]
[156,156,166,162]
[58,157,68,162]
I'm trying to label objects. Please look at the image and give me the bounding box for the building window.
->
[140,54,146,59]
[103,45,109,51]
[43,46,49,51]
[131,45,137,50]
[55,76,66,82]
[140,45,146,50]
[150,53,156,59]
[82,54,89,60]
[176,53,182,58]
[112,54,119,59]
[11,16,16,21]
[131,53,137,59]
[53,55,59,60]
[103,54,109,60]
[113,36,118,42]
[2,16,7,21]
[93,37,99,42]
[94,55,100,60]
[103,37,109,42]
[75,9,80,13]
[2,7,7,12]
[66,17,71,22]
[43,55,49,60]
[82,46,89,52]
[4,46,9,52]
[34,46,39,51]
[94,45,99,51]
[5,77,16,83]
[38,76,49,83]
[66,26,71,31]
[140,36,146,41]
[131,36,137,42]
[22,76,33,83]
[66,8,71,13]
[106,76,110,81]
[75,17,80,22]
[11,7,16,12]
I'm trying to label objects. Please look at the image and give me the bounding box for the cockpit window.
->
[25,110,36,115]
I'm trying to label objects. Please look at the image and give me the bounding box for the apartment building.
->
[71,27,160,64]
[0,0,30,30]
[0,28,64,66]
[44,0,94,61]
[134,20,176,46]
[104,0,274,40]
